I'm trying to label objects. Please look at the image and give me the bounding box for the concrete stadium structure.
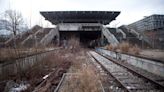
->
[6,11,159,48]
[4,11,123,47]
[40,11,121,47]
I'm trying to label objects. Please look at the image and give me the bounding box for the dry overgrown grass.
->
[1,49,72,92]
[129,45,141,55]
[67,37,81,53]
[0,47,48,63]
[59,49,103,92]
[24,50,72,91]
[0,37,80,63]
[76,66,101,92]
[0,48,18,62]
[61,66,102,92]
[105,44,118,51]
[118,41,131,52]
[106,41,141,55]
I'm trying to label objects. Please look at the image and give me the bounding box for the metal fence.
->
[0,49,58,80]
[120,37,164,49]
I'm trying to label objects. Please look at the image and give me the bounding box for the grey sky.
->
[0,0,164,27]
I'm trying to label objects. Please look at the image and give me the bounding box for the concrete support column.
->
[101,28,105,46]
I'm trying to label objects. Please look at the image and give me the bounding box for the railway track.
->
[88,52,125,92]
[33,67,68,92]
[0,48,63,91]
[89,51,164,92]
[97,48,164,86]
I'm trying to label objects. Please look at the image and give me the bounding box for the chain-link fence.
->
[120,37,164,50]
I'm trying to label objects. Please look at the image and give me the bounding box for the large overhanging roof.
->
[40,11,120,25]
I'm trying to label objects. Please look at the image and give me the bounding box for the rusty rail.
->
[97,51,164,89]
[89,51,131,92]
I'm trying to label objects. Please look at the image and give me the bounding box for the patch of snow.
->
[10,84,30,92]
[4,80,30,92]
[43,74,49,79]
[110,85,113,89]
[126,86,135,89]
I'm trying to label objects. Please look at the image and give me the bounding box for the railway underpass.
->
[0,11,164,92]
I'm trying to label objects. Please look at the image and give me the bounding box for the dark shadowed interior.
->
[59,31,101,47]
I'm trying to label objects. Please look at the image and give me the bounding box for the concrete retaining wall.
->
[97,48,164,77]
[0,50,56,79]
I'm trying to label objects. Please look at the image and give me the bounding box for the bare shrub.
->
[129,45,141,55]
[105,42,141,55]
[106,44,117,51]
[118,42,141,55]
[57,49,103,92]
[118,41,131,52]
[69,49,88,73]
[67,37,81,53]
[0,47,47,63]
[0,48,18,62]
[77,66,101,92]
[61,65,102,92]
[0,49,72,92]
[24,50,72,91]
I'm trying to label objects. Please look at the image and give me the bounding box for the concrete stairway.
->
[4,25,59,47]
[124,25,140,39]
[21,28,43,47]
[102,27,119,46]
[5,25,42,47]
[116,28,126,39]
[107,28,126,42]
[124,25,152,46]
[119,25,151,47]
[22,27,59,47]
[36,28,52,43]
[40,28,59,46]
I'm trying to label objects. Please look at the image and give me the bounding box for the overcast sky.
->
[0,0,164,27]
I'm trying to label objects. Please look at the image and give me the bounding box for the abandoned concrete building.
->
[5,11,121,47]
[4,11,163,49]
[40,11,121,47]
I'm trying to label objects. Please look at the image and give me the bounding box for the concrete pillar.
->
[101,29,105,46]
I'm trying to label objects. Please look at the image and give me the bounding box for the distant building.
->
[128,14,164,49]
[128,14,164,32]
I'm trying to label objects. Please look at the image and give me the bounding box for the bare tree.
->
[4,10,24,36]
[2,10,26,53]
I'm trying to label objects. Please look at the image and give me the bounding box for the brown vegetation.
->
[0,47,48,63]
[129,45,141,55]
[67,37,81,53]
[118,41,131,52]
[0,49,72,92]
[106,41,141,55]
[60,65,102,92]
[1,37,99,92]
[57,49,103,92]
[27,50,72,92]
[106,44,118,51]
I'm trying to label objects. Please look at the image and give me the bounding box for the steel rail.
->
[89,51,131,92]
[95,50,164,91]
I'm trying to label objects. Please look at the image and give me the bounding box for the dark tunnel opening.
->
[59,31,101,47]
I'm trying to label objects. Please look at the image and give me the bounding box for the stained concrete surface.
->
[140,49,164,62]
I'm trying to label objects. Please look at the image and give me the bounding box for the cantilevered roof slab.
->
[40,11,120,25]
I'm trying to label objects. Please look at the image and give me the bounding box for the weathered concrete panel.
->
[0,50,56,79]
[97,48,164,77]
